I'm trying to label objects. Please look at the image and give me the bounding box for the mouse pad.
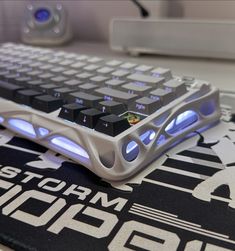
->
[0,103,235,251]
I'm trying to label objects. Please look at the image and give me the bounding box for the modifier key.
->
[32,95,63,113]
[59,103,86,122]
[0,80,23,100]
[95,114,130,136]
[15,89,42,106]
[68,92,103,107]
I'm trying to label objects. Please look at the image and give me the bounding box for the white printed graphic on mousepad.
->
[0,96,234,251]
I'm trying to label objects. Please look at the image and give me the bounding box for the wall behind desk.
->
[0,0,235,43]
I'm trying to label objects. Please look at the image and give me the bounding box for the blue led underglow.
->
[152,73,160,78]
[149,131,155,140]
[38,127,49,137]
[165,110,198,135]
[34,8,51,22]
[0,116,4,123]
[165,119,175,132]
[154,113,169,126]
[200,101,215,116]
[126,141,138,154]
[8,119,36,137]
[157,135,166,145]
[124,140,140,161]
[51,136,89,160]
[140,130,156,145]
[126,130,156,154]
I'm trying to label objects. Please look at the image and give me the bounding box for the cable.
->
[131,0,150,18]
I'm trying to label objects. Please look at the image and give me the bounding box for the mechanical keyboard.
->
[0,43,221,180]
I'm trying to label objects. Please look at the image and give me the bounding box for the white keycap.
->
[51,67,66,73]
[51,76,68,82]
[39,73,55,79]
[120,62,137,69]
[9,58,22,63]
[121,82,152,96]
[37,56,51,61]
[76,55,89,60]
[105,79,125,87]
[87,57,103,63]
[97,67,114,74]
[150,88,175,105]
[83,64,100,71]
[63,69,78,76]
[39,64,54,70]
[79,83,98,91]
[135,65,153,72]
[106,60,122,66]
[48,58,62,64]
[151,67,172,81]
[20,59,33,65]
[163,79,187,97]
[71,62,86,69]
[28,54,40,60]
[27,70,43,76]
[17,67,31,73]
[59,60,74,66]
[54,51,66,57]
[64,53,77,59]
[112,70,130,77]
[90,75,109,82]
[127,73,165,85]
[64,79,82,86]
[76,72,94,79]
[39,49,52,55]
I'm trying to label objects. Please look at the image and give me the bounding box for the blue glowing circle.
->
[34,8,51,22]
[123,140,139,162]
[165,110,198,135]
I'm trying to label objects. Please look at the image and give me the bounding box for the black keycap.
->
[98,100,127,115]
[68,92,103,107]
[95,114,130,136]
[0,70,10,80]
[39,84,58,94]
[15,89,42,106]
[32,95,63,113]
[52,87,73,100]
[0,80,23,100]
[76,108,106,129]
[58,103,86,122]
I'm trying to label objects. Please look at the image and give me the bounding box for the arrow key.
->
[76,108,106,129]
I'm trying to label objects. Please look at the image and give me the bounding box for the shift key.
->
[68,92,103,107]
[94,87,138,105]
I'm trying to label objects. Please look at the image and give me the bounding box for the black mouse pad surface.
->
[0,109,235,251]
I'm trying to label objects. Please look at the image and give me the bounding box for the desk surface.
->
[0,41,235,251]
[56,41,235,91]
